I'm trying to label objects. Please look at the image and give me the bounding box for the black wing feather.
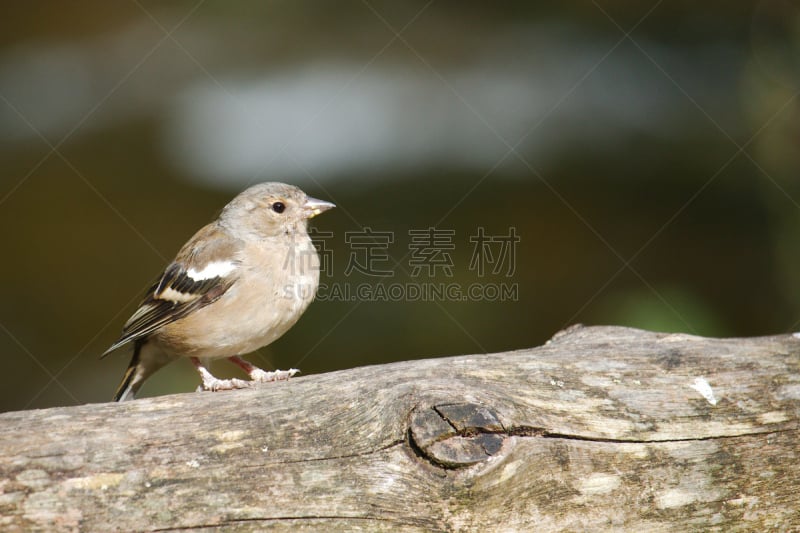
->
[101,263,234,357]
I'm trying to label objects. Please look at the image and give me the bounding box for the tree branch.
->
[1,325,798,531]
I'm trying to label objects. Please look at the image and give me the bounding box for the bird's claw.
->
[196,376,251,392]
[249,368,300,383]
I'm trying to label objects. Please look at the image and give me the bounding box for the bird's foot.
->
[191,357,251,392]
[227,355,299,383]
[249,367,300,383]
[196,375,251,392]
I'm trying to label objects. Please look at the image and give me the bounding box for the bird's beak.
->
[304,197,336,218]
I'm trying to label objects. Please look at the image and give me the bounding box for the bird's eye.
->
[272,202,286,214]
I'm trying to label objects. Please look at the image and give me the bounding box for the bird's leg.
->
[191,357,251,392]
[227,355,299,383]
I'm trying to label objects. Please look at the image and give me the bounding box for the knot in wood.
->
[409,403,505,468]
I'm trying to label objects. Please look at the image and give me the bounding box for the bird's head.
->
[219,182,335,239]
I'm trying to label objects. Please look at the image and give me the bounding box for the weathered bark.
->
[1,325,799,532]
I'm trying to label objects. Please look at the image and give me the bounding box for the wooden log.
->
[0,325,798,532]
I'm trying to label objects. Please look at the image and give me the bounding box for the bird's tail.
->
[113,340,177,401]
[113,340,145,402]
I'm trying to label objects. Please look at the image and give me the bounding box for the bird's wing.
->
[102,224,242,357]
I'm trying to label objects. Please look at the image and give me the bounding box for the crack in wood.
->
[411,412,797,469]
[277,439,406,465]
[151,515,400,531]
[521,427,797,444]
[431,405,459,433]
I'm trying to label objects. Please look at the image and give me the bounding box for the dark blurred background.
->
[1,1,798,411]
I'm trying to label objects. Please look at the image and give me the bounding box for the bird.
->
[102,182,335,401]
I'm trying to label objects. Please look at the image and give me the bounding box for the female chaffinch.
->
[103,182,334,401]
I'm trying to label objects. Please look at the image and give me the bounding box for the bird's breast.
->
[155,235,321,359]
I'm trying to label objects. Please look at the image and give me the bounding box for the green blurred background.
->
[1,1,798,411]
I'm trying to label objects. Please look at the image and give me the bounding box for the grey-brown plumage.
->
[103,182,335,401]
